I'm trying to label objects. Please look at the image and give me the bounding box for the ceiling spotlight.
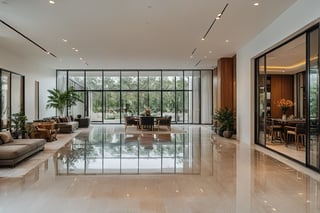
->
[62,39,67,42]
[75,49,79,52]
[225,39,229,43]
[49,0,55,4]
[254,2,259,6]
[216,16,220,20]
[46,51,50,55]
[201,38,205,41]
[72,47,75,50]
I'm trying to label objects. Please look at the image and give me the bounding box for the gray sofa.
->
[0,138,46,167]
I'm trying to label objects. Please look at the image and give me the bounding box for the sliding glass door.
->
[308,27,320,170]
[255,23,320,172]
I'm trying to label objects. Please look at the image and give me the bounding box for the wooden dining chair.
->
[266,119,282,143]
[286,123,306,151]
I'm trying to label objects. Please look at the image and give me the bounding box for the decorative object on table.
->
[46,87,83,116]
[213,107,234,138]
[77,114,82,119]
[145,107,151,116]
[276,98,293,120]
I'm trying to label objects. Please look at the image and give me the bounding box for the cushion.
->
[0,131,14,143]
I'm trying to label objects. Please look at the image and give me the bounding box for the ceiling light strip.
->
[191,48,197,55]
[0,19,57,58]
[202,3,229,40]
[195,60,202,67]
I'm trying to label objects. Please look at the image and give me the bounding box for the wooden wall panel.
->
[270,75,293,118]
[218,58,234,110]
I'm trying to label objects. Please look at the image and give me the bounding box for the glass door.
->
[307,27,320,170]
[256,57,266,146]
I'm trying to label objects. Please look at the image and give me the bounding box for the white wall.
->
[0,50,56,121]
[237,0,320,144]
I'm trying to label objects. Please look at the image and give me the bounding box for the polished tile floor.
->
[0,125,319,213]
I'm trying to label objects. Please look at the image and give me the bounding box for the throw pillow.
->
[0,131,14,143]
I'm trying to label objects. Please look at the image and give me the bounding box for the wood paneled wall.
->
[216,57,235,111]
[270,75,293,118]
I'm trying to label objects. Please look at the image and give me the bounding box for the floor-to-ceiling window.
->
[255,23,320,172]
[57,70,212,124]
[0,68,25,130]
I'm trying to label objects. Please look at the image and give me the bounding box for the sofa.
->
[0,132,46,167]
[44,116,79,133]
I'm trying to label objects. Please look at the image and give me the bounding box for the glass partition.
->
[255,24,320,172]
[308,28,320,169]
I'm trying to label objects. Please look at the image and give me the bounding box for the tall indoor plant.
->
[213,107,234,138]
[46,87,83,116]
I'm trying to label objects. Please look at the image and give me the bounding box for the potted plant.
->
[46,87,83,116]
[213,107,234,138]
[11,112,28,139]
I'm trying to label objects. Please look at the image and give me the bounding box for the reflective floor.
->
[0,125,319,213]
[57,126,201,175]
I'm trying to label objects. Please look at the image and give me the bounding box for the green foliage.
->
[11,112,27,139]
[46,87,83,116]
[213,107,234,131]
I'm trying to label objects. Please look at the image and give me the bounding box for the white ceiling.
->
[0,0,297,70]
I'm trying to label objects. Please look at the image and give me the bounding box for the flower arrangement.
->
[145,107,151,116]
[276,98,293,114]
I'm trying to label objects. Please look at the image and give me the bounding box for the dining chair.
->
[286,123,306,151]
[266,119,282,143]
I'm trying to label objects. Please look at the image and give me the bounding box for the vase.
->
[282,114,286,120]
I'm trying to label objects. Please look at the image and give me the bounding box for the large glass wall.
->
[0,68,25,130]
[255,23,320,172]
[57,70,212,124]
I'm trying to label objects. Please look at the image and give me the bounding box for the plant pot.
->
[223,130,233,138]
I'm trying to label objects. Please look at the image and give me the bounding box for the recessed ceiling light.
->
[46,51,50,55]
[216,16,220,20]
[80,57,83,60]
[204,56,207,59]
[253,2,259,6]
[62,39,67,42]
[72,47,75,50]
[225,39,229,43]
[75,49,79,52]
[49,0,55,4]
[190,55,193,59]
[209,50,212,54]
[201,38,205,41]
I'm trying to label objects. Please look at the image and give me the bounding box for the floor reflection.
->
[0,126,319,212]
[56,127,202,175]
